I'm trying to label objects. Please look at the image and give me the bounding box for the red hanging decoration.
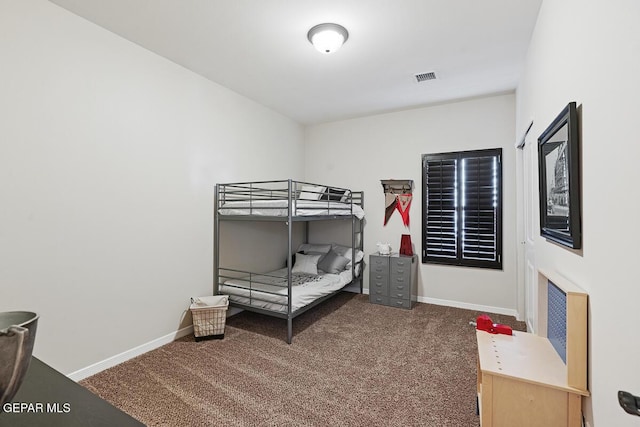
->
[395,193,412,227]
[381,179,413,227]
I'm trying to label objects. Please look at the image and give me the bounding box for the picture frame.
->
[537,102,581,249]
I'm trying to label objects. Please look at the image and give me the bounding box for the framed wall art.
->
[538,102,581,249]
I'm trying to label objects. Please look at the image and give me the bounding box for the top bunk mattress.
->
[218,199,365,219]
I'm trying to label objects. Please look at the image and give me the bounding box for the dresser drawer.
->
[388,284,410,300]
[390,270,410,287]
[369,279,389,296]
[370,256,389,288]
[370,270,389,286]
[389,297,412,309]
[371,256,389,272]
[371,269,389,283]
[390,256,412,275]
[369,295,389,306]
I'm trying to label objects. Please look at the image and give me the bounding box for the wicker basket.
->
[190,295,229,341]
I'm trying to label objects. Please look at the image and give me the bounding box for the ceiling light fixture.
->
[307,23,349,54]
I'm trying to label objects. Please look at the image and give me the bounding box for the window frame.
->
[421,148,503,270]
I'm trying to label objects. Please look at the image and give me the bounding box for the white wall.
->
[516,0,640,425]
[0,0,304,375]
[305,94,518,315]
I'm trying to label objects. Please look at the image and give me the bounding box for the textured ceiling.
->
[49,0,542,125]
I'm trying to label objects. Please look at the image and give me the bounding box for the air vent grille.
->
[415,72,436,82]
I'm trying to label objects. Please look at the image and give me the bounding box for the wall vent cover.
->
[415,72,436,82]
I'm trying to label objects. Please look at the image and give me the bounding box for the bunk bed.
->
[213,179,365,343]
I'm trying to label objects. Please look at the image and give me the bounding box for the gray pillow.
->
[317,250,350,274]
[292,253,322,275]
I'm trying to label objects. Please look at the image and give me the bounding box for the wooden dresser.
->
[476,331,588,426]
[476,270,589,427]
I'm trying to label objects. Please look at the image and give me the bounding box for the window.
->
[422,148,502,269]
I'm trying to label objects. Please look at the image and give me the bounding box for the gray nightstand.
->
[369,253,417,309]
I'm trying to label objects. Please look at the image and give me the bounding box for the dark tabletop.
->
[0,357,144,427]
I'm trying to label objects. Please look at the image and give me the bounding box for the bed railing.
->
[217,262,364,311]
[218,267,291,308]
[216,179,363,217]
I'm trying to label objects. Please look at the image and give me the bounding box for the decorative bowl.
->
[0,311,39,406]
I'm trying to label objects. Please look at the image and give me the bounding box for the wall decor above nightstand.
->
[369,253,417,309]
[381,179,413,227]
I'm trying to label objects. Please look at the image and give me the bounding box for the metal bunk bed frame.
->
[213,179,364,344]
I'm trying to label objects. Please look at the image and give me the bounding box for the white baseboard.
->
[365,287,517,317]
[67,325,194,382]
[417,295,518,317]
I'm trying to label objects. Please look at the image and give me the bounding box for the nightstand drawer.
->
[369,280,389,296]
[389,297,411,309]
[372,268,388,278]
[369,295,389,306]
[390,257,412,276]
[388,285,410,300]
[371,271,389,285]
[390,272,410,288]
[390,256,411,270]
[371,257,389,277]
[371,256,390,268]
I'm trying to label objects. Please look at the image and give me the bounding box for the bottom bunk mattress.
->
[219,268,353,313]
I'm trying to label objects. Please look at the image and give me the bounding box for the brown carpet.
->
[81,293,525,426]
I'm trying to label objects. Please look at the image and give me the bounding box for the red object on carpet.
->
[475,314,513,335]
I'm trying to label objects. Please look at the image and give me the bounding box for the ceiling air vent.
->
[415,72,436,83]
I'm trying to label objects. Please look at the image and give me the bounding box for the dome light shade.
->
[307,23,349,54]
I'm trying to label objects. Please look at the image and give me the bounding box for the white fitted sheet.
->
[218,199,365,220]
[220,268,354,313]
